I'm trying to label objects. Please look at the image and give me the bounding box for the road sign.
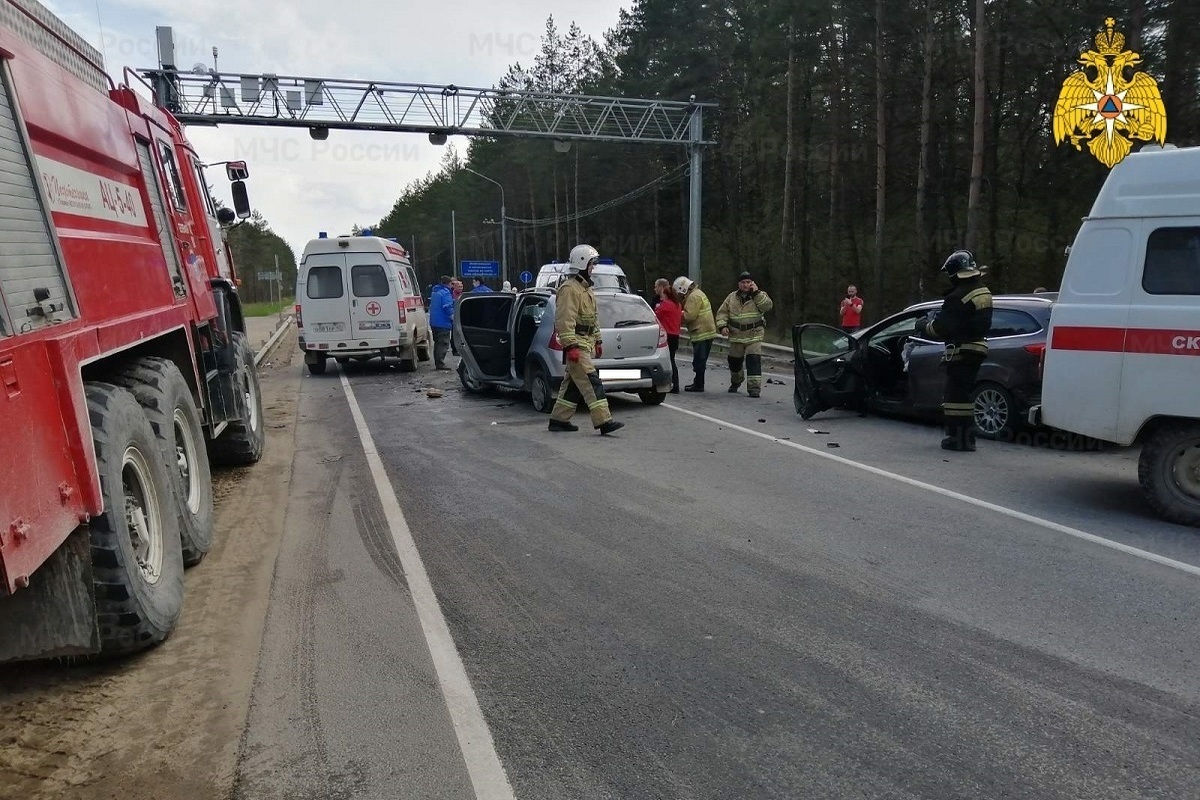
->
[460,260,499,277]
[519,270,533,285]
[257,271,282,281]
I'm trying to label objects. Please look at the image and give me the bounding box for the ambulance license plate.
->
[313,322,344,333]
[599,369,641,381]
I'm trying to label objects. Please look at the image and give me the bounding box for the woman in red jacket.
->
[654,278,683,393]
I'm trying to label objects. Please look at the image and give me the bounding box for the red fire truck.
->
[0,0,265,661]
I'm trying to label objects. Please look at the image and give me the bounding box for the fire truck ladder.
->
[140,36,715,281]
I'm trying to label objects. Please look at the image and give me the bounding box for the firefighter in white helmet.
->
[548,244,625,435]
[673,276,717,391]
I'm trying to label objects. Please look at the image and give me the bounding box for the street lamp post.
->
[463,166,507,286]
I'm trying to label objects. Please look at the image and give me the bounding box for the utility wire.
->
[504,164,689,229]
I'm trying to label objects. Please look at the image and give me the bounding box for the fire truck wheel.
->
[114,358,215,567]
[1138,421,1200,527]
[210,333,267,467]
[85,382,185,654]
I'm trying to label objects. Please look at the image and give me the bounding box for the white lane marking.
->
[664,403,1200,579]
[339,372,517,800]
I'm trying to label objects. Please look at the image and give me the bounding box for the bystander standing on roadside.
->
[429,275,455,370]
[839,285,864,333]
[449,279,464,354]
[653,278,683,393]
[471,277,491,293]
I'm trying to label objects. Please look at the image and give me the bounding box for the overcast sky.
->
[49,0,630,258]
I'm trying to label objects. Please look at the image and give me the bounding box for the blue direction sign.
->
[519,270,533,285]
[460,260,499,277]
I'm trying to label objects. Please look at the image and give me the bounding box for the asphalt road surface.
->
[238,352,1200,800]
[3,340,1197,800]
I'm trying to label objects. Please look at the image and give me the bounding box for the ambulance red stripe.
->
[1051,326,1200,356]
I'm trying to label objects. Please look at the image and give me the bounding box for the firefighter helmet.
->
[941,249,980,278]
[567,244,599,274]
[673,276,694,296]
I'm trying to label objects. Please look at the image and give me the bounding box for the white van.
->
[534,260,631,292]
[296,234,431,375]
[1033,144,1200,526]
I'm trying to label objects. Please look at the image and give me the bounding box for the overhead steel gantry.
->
[141,29,716,281]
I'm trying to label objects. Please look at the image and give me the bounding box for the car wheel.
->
[529,364,553,413]
[638,390,667,405]
[398,345,417,372]
[972,382,1018,440]
[416,329,432,362]
[1138,421,1200,527]
[458,361,485,394]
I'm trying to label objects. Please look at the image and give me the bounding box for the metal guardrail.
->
[254,316,294,367]
[678,332,794,359]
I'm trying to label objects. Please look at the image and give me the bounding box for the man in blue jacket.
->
[429,275,455,370]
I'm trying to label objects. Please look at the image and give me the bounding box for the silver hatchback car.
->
[453,288,673,411]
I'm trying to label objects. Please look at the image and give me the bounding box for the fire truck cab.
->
[1034,144,1200,527]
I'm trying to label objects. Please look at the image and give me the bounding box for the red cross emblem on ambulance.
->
[365,301,381,316]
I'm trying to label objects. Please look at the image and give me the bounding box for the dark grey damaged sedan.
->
[792,294,1055,440]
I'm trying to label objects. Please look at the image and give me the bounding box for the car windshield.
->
[597,294,656,328]
[592,273,628,291]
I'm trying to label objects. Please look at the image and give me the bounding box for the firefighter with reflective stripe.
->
[916,249,993,451]
[674,276,717,391]
[548,244,625,435]
[715,271,774,397]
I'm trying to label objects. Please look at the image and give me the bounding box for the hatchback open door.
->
[455,294,515,381]
[792,324,862,419]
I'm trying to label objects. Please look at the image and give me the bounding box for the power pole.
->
[500,203,508,287]
[451,210,457,276]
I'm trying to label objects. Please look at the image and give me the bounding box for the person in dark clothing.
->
[653,278,683,393]
[917,250,993,451]
[429,275,455,370]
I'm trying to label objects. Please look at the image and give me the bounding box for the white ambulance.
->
[1033,144,1200,526]
[295,233,431,375]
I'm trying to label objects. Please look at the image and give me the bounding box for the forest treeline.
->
[223,208,298,304]
[368,1,1197,334]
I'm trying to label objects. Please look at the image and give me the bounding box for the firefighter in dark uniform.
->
[916,250,993,451]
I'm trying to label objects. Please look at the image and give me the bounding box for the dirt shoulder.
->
[0,330,301,800]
